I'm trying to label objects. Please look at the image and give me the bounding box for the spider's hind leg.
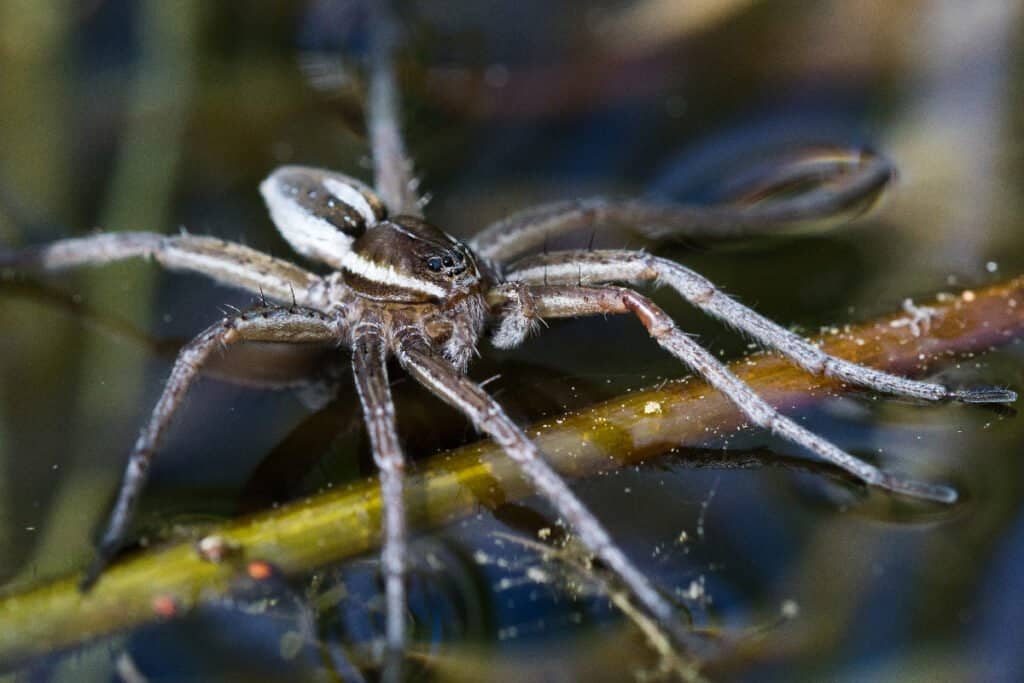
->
[82,306,341,589]
[469,148,896,264]
[365,0,422,219]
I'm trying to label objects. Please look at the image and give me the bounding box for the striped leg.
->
[83,306,341,588]
[504,250,1016,405]
[490,283,964,503]
[366,0,422,218]
[394,333,696,653]
[0,232,325,307]
[351,323,408,683]
[469,148,894,263]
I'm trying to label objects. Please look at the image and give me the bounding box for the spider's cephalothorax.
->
[262,163,492,371]
[0,3,1016,680]
[344,216,482,301]
[339,217,491,371]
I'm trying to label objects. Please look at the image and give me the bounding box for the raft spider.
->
[0,3,1015,680]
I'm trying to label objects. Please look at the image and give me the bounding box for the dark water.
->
[1,2,1023,681]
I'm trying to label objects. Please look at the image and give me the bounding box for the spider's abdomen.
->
[260,166,386,268]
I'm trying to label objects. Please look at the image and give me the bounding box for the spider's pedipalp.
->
[512,283,960,504]
[351,324,407,682]
[82,306,342,590]
[394,332,698,653]
[487,282,542,349]
[0,232,325,308]
[506,250,1014,406]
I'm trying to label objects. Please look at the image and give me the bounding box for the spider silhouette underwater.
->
[0,3,1016,679]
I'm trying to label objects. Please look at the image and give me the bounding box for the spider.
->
[0,3,1015,680]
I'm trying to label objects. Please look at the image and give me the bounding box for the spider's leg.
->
[351,323,407,682]
[83,306,341,589]
[505,250,1016,405]
[469,149,894,264]
[393,332,696,654]
[0,232,325,306]
[366,0,422,217]
[500,283,960,503]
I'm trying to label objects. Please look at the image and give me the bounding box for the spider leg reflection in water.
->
[0,4,1016,680]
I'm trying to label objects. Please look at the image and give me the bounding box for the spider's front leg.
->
[0,232,325,307]
[82,306,342,589]
[489,283,970,503]
[505,250,1017,405]
[350,322,407,682]
[393,330,696,653]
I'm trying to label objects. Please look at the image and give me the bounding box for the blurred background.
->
[1,0,1023,680]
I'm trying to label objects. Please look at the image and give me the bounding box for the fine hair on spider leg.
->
[351,324,408,662]
[504,250,1016,407]
[79,306,342,589]
[487,281,1012,505]
[0,0,1017,679]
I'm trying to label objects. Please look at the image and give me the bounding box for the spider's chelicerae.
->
[0,4,1016,679]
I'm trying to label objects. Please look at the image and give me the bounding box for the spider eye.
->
[426,256,444,272]
[442,255,454,267]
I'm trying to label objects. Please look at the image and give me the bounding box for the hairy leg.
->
[469,148,893,263]
[0,232,325,307]
[503,250,1015,405]
[490,283,963,503]
[351,323,407,682]
[394,332,695,652]
[83,306,341,588]
[366,0,422,218]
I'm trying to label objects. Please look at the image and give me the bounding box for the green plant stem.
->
[1,276,1023,668]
